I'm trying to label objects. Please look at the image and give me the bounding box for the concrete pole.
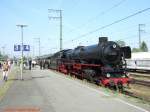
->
[60,10,62,51]
[16,24,27,80]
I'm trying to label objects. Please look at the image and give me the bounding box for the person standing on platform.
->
[40,60,43,70]
[43,60,46,69]
[0,62,2,69]
[29,59,32,70]
[8,60,12,70]
[2,61,10,81]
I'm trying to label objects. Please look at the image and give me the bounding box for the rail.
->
[131,79,150,87]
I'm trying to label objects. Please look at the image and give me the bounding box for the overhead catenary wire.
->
[81,0,127,26]
[65,20,150,47]
[66,0,127,34]
[66,7,150,43]
[50,8,150,53]
[109,21,150,41]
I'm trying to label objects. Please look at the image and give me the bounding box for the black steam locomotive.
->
[48,37,131,91]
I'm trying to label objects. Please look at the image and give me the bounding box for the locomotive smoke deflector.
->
[121,46,131,59]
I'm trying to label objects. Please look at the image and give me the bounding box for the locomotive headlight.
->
[122,75,125,78]
[113,44,116,48]
[107,73,111,78]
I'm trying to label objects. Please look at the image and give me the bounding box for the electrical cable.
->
[67,7,150,43]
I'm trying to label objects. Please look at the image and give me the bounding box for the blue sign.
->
[14,45,21,51]
[14,45,30,51]
[23,45,30,51]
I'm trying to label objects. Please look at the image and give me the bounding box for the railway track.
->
[131,79,150,87]
[129,72,150,87]
[129,72,150,78]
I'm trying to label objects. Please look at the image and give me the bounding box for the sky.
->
[0,0,150,58]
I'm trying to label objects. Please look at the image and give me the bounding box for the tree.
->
[132,48,141,52]
[116,40,126,47]
[0,51,2,57]
[0,51,3,61]
[132,41,148,52]
[140,41,148,52]
[0,51,9,61]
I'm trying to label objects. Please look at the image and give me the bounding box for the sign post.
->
[16,24,27,80]
[14,45,21,51]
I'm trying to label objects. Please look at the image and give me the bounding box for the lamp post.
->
[16,24,27,80]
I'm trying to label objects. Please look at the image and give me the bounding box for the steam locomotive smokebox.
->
[99,37,108,44]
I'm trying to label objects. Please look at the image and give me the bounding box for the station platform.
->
[0,67,149,112]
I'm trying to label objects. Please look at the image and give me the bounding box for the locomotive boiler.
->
[63,37,131,65]
[49,37,131,91]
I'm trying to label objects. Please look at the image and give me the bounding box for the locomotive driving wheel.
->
[116,81,124,92]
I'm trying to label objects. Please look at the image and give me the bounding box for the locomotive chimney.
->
[99,37,108,44]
